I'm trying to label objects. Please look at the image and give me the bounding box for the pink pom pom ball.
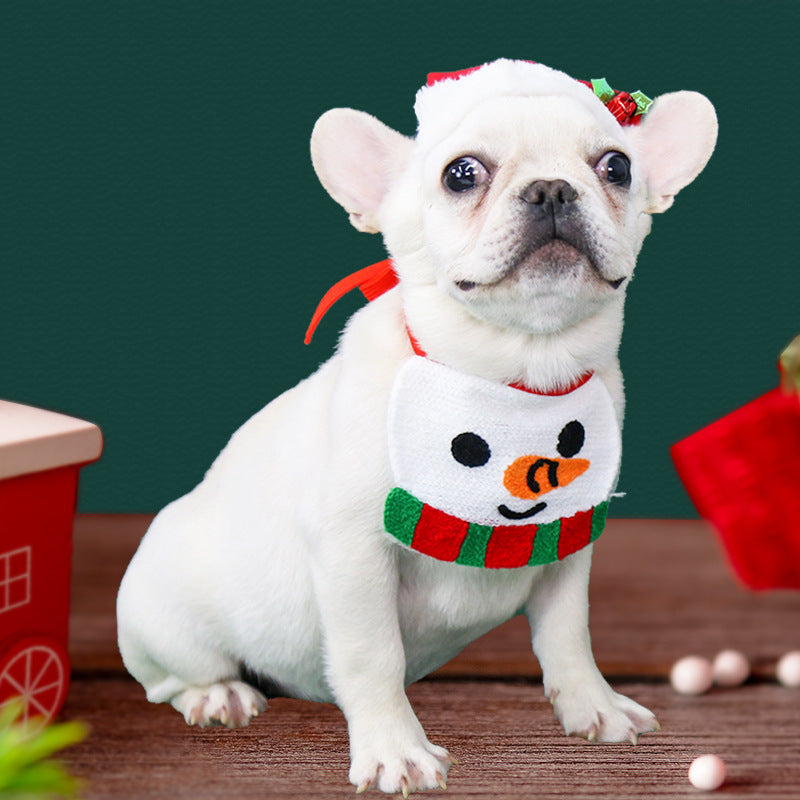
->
[712,649,750,687]
[670,655,713,695]
[776,651,800,688]
[688,754,727,791]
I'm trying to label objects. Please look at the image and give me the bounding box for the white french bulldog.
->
[117,60,717,795]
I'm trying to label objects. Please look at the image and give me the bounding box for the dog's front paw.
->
[349,726,454,796]
[172,680,267,728]
[548,680,659,744]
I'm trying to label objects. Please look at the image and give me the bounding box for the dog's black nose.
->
[521,179,578,213]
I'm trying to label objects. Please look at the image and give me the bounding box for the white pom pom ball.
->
[776,651,800,687]
[671,655,714,695]
[712,649,750,687]
[688,754,727,791]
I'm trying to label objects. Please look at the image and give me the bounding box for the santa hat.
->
[414,59,651,148]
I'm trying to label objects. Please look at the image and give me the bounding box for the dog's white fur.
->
[117,60,717,794]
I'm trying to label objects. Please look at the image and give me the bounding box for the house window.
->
[0,547,32,615]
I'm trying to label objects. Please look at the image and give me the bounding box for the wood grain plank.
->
[70,515,800,679]
[61,676,800,799]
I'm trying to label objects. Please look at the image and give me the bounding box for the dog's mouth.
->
[455,238,626,292]
[497,501,547,520]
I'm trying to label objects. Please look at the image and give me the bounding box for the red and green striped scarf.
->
[385,487,608,569]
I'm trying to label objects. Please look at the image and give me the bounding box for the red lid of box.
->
[0,400,103,481]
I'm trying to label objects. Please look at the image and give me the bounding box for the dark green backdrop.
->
[1,1,797,514]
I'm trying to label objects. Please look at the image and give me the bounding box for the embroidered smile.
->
[497,501,547,520]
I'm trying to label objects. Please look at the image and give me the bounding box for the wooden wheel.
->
[0,637,69,732]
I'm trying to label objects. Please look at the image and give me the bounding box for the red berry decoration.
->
[606,92,638,125]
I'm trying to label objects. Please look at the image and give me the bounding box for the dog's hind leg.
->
[170,681,268,728]
[116,514,268,728]
[117,612,268,728]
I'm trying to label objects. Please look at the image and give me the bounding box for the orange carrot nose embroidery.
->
[503,455,590,500]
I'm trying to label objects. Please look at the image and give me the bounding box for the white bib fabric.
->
[384,357,621,568]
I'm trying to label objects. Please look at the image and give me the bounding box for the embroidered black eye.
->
[595,151,631,187]
[443,156,489,193]
[451,432,491,467]
[557,421,585,458]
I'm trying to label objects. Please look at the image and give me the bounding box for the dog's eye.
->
[451,432,491,467]
[443,156,489,193]
[595,152,631,187]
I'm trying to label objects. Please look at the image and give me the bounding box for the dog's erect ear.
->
[311,108,412,233]
[629,92,718,214]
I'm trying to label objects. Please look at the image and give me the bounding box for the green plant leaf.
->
[0,701,87,797]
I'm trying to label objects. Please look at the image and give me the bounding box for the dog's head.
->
[311,60,717,338]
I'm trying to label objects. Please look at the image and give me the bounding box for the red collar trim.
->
[407,326,592,396]
[304,258,593,396]
[304,259,398,345]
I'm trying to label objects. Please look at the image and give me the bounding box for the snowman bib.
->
[384,356,621,569]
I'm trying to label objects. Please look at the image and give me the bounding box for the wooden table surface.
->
[62,515,800,799]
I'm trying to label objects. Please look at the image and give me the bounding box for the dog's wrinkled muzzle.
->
[519,178,591,262]
[511,178,627,289]
[503,454,590,499]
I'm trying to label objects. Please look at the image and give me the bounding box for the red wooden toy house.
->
[0,400,102,729]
